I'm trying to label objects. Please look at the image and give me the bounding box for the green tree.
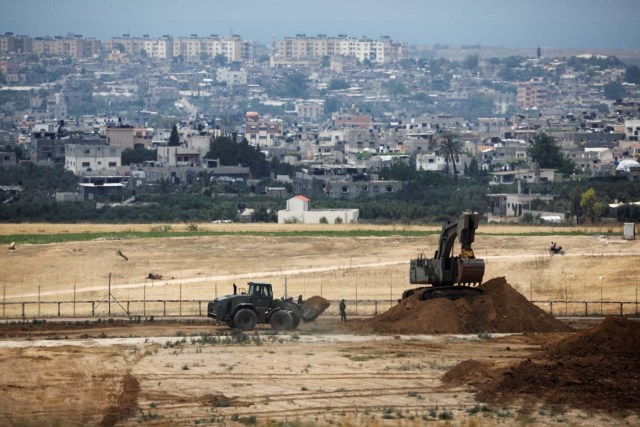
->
[213,54,227,66]
[527,132,575,174]
[206,136,270,178]
[580,188,606,224]
[218,116,237,139]
[439,132,464,183]
[387,80,408,97]
[625,65,640,84]
[168,124,180,146]
[461,54,479,70]
[271,73,309,98]
[603,81,625,100]
[328,78,349,90]
[121,144,157,165]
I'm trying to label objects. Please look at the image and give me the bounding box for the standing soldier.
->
[339,299,347,322]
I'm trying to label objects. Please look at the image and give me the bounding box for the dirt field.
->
[0,223,639,425]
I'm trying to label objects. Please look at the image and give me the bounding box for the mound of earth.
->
[476,316,640,415]
[355,277,572,334]
[440,360,503,388]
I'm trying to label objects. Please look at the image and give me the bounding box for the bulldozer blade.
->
[299,296,331,322]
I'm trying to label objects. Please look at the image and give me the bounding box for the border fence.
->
[1,297,638,320]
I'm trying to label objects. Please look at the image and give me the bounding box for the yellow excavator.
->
[403,210,485,300]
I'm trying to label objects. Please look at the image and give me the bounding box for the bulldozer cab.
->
[247,282,273,311]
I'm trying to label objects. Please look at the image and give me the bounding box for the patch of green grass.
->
[0,228,600,246]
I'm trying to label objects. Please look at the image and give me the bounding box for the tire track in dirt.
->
[9,249,640,299]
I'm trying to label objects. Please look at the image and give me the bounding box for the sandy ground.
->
[0,319,636,426]
[0,223,639,425]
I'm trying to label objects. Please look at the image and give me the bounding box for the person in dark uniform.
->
[339,299,347,322]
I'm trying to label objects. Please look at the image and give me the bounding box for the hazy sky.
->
[2,0,639,49]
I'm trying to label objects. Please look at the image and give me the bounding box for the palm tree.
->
[439,132,464,182]
[219,115,237,140]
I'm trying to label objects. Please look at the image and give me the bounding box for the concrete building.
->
[0,32,32,54]
[245,112,282,147]
[277,195,359,224]
[486,193,557,222]
[173,34,243,61]
[295,100,324,120]
[276,34,407,65]
[105,35,173,59]
[32,36,100,58]
[156,145,201,166]
[65,144,122,174]
[216,67,247,86]
[517,82,548,109]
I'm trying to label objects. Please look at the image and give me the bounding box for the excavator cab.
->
[405,211,485,300]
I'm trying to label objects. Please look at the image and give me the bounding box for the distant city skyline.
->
[1,0,639,50]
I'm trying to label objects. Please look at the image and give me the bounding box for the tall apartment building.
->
[104,34,173,59]
[1,33,99,58]
[245,112,282,147]
[276,34,407,64]
[516,82,548,109]
[0,32,32,54]
[173,34,244,62]
[32,36,100,58]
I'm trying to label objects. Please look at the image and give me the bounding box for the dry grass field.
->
[0,222,639,426]
[0,222,638,318]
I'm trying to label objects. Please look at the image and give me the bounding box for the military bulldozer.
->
[207,282,326,331]
[404,210,485,300]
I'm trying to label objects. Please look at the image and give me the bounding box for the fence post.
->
[620,302,623,316]
[91,301,95,317]
[585,302,588,316]
[22,302,25,320]
[38,286,40,318]
[199,301,202,316]
[2,285,5,318]
[355,283,358,315]
[549,301,553,316]
[73,285,76,318]
[163,301,166,317]
[127,301,130,316]
[57,302,61,317]
[180,285,182,317]
[374,300,378,315]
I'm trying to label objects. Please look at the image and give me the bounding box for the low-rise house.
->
[490,168,556,185]
[65,144,122,174]
[487,192,557,222]
[277,195,358,224]
[157,145,201,167]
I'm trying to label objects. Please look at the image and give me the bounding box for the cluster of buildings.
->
[2,29,640,223]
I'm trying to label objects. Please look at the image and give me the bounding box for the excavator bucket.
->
[299,296,331,323]
[457,258,485,285]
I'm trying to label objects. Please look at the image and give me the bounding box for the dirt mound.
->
[100,374,140,427]
[477,316,640,415]
[356,277,572,334]
[441,360,502,388]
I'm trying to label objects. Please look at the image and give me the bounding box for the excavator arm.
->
[407,211,485,299]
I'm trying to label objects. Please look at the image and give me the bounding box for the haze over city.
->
[2,0,640,49]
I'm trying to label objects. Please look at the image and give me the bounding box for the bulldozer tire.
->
[234,308,257,331]
[291,313,301,330]
[270,310,293,331]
